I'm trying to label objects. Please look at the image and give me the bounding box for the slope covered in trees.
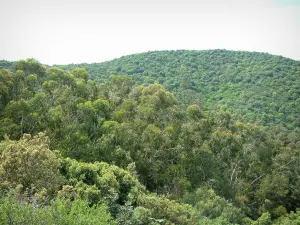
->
[58,50,300,130]
[0,57,300,224]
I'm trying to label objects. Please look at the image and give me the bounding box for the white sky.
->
[0,0,299,65]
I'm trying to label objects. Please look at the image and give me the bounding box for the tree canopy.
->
[0,53,299,224]
[58,50,300,130]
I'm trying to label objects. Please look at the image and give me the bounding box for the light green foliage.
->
[137,193,197,225]
[251,213,272,225]
[132,206,159,225]
[60,158,201,224]
[72,68,89,82]
[13,58,46,77]
[183,187,247,225]
[60,158,148,223]
[100,75,135,105]
[25,74,38,93]
[137,83,179,125]
[273,210,300,225]
[0,133,63,199]
[0,195,115,225]
[113,99,137,122]
[187,104,203,119]
[47,67,76,86]
[61,158,144,205]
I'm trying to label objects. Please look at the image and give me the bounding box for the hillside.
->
[0,60,13,70]
[1,58,300,224]
[58,50,300,130]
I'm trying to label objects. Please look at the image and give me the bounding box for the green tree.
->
[72,68,89,82]
[0,133,63,199]
[0,69,13,111]
[0,195,115,225]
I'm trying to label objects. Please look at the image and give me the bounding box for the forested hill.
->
[1,58,300,224]
[0,60,13,70]
[58,50,300,130]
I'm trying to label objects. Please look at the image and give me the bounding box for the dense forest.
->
[0,51,299,224]
[57,50,300,130]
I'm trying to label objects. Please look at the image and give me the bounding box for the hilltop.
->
[57,50,300,130]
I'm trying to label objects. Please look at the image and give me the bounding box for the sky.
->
[0,0,299,65]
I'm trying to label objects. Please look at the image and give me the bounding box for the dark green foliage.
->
[58,50,300,130]
[0,60,13,70]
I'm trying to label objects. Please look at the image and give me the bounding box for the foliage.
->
[183,187,247,224]
[0,55,299,224]
[0,194,115,225]
[58,50,300,130]
[0,133,63,200]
